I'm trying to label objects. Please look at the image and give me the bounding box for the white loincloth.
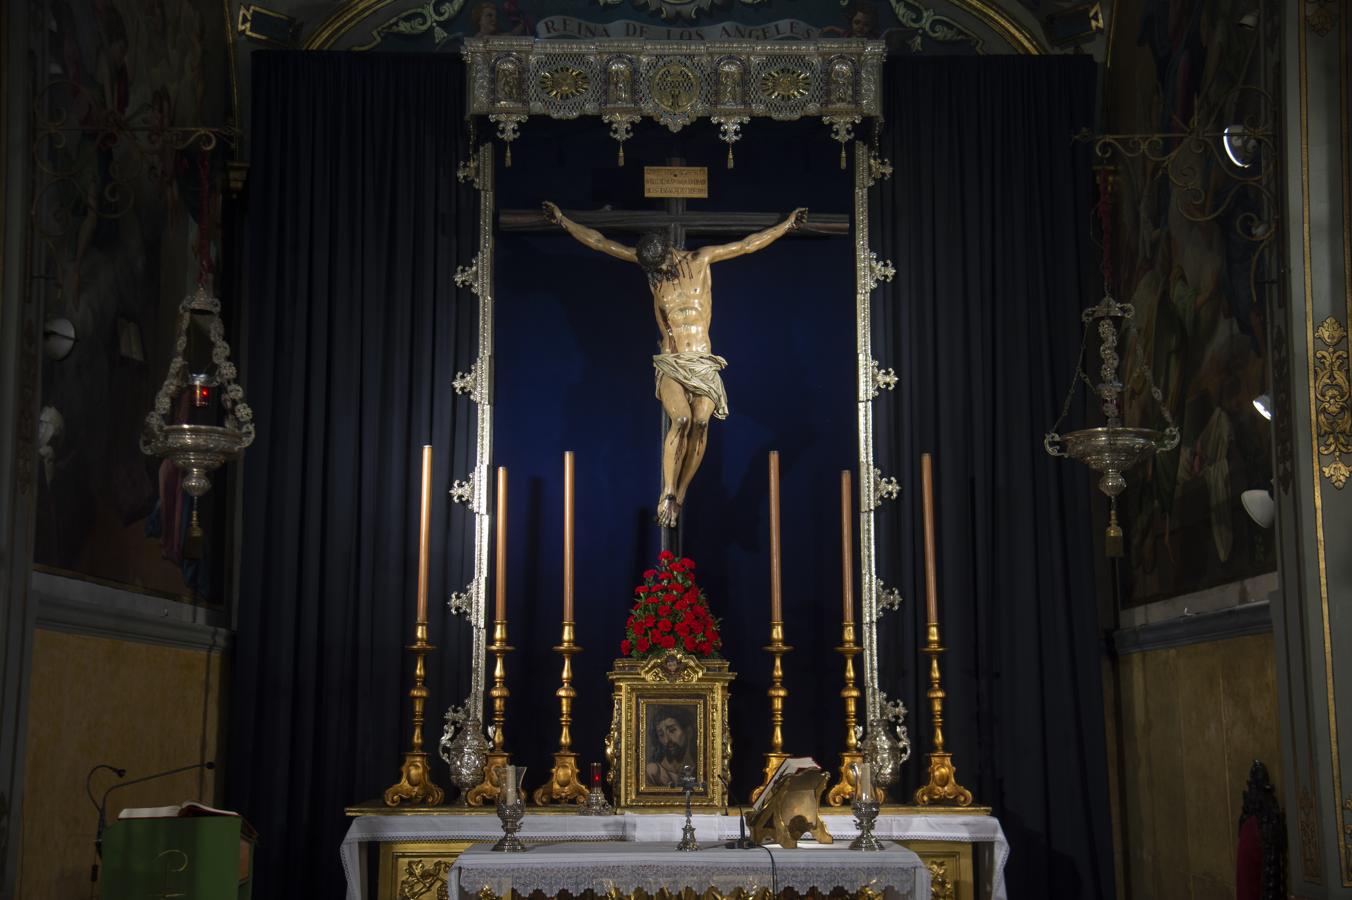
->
[652,352,730,420]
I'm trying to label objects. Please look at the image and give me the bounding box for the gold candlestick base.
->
[383,630,444,806]
[750,624,791,804]
[913,629,972,807]
[913,751,972,806]
[826,621,864,806]
[827,751,872,806]
[383,751,444,806]
[533,623,587,805]
[533,751,588,806]
[468,750,511,806]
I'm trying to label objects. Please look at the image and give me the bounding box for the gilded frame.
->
[608,652,733,811]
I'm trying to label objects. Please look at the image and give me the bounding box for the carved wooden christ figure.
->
[543,201,807,528]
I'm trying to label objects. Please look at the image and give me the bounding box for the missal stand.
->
[745,758,833,849]
[102,808,257,900]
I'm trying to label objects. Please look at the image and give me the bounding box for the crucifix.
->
[501,161,848,553]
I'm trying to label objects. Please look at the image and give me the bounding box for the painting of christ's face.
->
[643,702,699,788]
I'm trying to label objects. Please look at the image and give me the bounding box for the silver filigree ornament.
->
[823,115,861,169]
[457,155,481,189]
[878,584,903,613]
[866,252,896,291]
[440,707,490,805]
[452,359,483,404]
[450,473,476,505]
[601,113,639,166]
[710,116,749,169]
[454,256,481,294]
[872,467,900,506]
[868,359,898,398]
[867,149,893,185]
[140,284,255,541]
[447,583,476,616]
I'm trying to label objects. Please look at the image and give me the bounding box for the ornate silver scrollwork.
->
[601,113,639,165]
[447,583,476,615]
[867,252,896,291]
[868,149,893,185]
[488,114,527,165]
[450,473,476,505]
[452,360,484,404]
[457,155,481,189]
[878,584,903,613]
[454,256,480,293]
[878,690,912,763]
[710,115,749,168]
[872,467,900,507]
[823,115,861,168]
[869,359,898,398]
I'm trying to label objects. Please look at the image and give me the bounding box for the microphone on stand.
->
[87,764,126,884]
[92,761,216,883]
[718,775,754,850]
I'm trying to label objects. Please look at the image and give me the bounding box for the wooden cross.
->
[498,161,849,246]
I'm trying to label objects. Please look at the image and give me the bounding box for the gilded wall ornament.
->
[399,859,453,900]
[539,66,591,101]
[629,0,723,20]
[1299,786,1320,881]
[1313,316,1351,489]
[1306,0,1338,36]
[350,0,466,51]
[925,860,956,900]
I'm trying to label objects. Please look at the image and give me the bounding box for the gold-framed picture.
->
[606,650,734,811]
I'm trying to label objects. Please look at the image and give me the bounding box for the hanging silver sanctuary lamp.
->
[140,153,254,557]
[1044,167,1179,557]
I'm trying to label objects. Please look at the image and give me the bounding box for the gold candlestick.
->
[468,618,514,805]
[826,618,866,805]
[750,621,792,804]
[913,454,972,807]
[533,620,588,805]
[384,445,445,806]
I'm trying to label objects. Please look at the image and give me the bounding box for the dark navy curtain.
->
[873,57,1114,898]
[232,53,476,898]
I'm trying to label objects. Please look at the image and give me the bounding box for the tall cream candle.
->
[840,469,854,624]
[495,466,508,623]
[416,445,432,623]
[768,451,782,622]
[563,451,575,621]
[921,454,939,625]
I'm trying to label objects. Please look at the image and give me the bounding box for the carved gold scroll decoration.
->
[1314,316,1351,488]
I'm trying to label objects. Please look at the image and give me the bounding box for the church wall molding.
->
[1273,0,1352,887]
[29,571,232,654]
[0,0,40,892]
[1110,600,1273,657]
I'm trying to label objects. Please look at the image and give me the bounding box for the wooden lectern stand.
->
[102,814,257,899]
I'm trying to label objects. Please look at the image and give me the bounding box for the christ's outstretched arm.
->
[697,208,808,264]
[543,201,638,263]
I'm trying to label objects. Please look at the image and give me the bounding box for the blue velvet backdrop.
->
[493,118,855,797]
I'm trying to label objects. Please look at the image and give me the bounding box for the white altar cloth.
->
[448,841,931,899]
[341,812,1008,900]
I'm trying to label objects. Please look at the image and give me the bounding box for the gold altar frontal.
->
[349,804,989,900]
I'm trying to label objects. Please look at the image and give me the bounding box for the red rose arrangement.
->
[620,551,722,659]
